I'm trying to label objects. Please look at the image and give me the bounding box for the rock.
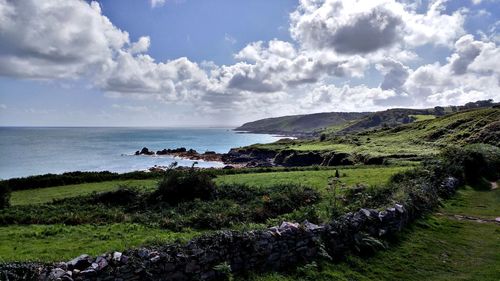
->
[120,255,129,264]
[80,268,96,277]
[279,221,299,230]
[95,256,108,270]
[113,252,122,262]
[303,221,322,231]
[137,147,154,155]
[49,268,66,279]
[67,254,92,271]
[150,255,160,263]
[395,204,405,213]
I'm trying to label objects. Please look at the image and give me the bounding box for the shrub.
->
[441,144,500,184]
[0,181,11,209]
[153,169,215,204]
[256,184,320,221]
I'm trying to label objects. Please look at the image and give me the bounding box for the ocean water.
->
[0,127,282,179]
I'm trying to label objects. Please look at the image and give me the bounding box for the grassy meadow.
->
[10,179,157,206]
[215,166,409,194]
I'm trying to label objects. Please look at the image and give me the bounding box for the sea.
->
[0,127,283,180]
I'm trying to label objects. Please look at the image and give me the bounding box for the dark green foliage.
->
[0,181,11,209]
[153,169,216,204]
[341,184,394,211]
[441,144,500,184]
[0,182,320,231]
[2,170,163,191]
[257,184,320,221]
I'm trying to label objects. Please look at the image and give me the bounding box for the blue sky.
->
[0,0,499,126]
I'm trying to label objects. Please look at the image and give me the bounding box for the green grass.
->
[216,166,409,194]
[248,108,500,157]
[442,184,500,219]
[0,223,199,262]
[10,179,157,206]
[243,188,500,281]
[409,114,437,121]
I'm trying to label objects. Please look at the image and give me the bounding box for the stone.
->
[395,204,405,213]
[279,221,299,230]
[121,255,129,264]
[303,221,322,231]
[185,261,200,273]
[95,256,108,270]
[113,252,122,262]
[80,268,96,277]
[49,268,66,279]
[150,255,160,263]
[67,254,92,271]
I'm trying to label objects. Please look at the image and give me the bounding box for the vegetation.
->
[235,112,369,135]
[244,189,500,281]
[236,100,498,136]
[2,170,163,191]
[0,182,10,210]
[245,108,500,159]
[0,224,199,262]
[154,164,216,204]
[215,166,408,194]
[10,179,157,206]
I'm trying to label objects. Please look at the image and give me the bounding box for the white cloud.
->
[290,0,465,54]
[0,104,7,110]
[299,84,396,112]
[151,0,166,8]
[129,36,151,54]
[0,0,129,79]
[402,34,500,106]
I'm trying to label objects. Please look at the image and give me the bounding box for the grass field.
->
[243,187,500,281]
[10,179,157,206]
[9,166,408,206]
[0,223,199,262]
[215,166,409,194]
[409,114,437,121]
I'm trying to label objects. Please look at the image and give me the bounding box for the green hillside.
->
[235,112,369,135]
[245,107,500,158]
[237,100,498,136]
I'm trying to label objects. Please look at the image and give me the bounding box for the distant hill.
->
[236,100,498,136]
[235,112,370,136]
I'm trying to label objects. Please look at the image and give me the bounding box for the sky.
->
[0,0,499,127]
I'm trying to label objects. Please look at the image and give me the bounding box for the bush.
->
[153,169,215,204]
[0,181,11,209]
[441,144,500,184]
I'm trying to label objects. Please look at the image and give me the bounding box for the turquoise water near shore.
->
[0,127,282,179]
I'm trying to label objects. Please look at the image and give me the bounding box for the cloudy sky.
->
[0,0,499,127]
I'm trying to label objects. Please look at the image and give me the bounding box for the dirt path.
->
[436,213,500,225]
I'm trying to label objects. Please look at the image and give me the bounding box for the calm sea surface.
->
[0,127,282,179]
